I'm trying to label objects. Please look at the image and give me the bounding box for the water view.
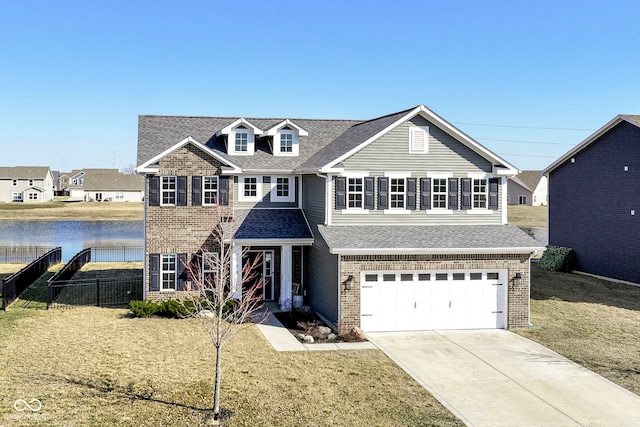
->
[0,220,143,261]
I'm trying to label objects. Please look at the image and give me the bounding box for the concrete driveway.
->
[367,330,640,427]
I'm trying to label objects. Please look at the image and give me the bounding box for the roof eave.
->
[233,238,314,246]
[329,246,545,255]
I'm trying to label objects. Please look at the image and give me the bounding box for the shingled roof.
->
[233,209,313,241]
[510,170,542,192]
[0,166,51,179]
[82,170,143,191]
[318,224,544,254]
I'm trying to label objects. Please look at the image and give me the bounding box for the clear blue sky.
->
[2,0,639,172]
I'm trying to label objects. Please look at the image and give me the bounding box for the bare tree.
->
[181,217,265,422]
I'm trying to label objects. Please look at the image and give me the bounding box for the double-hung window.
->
[28,179,34,186]
[240,177,262,201]
[161,254,177,291]
[202,252,219,287]
[161,176,176,205]
[280,132,293,153]
[390,178,405,209]
[473,179,487,209]
[115,192,124,200]
[12,179,17,186]
[203,176,218,205]
[432,178,447,209]
[347,178,363,208]
[28,193,38,201]
[12,192,22,201]
[270,176,294,202]
[235,131,248,152]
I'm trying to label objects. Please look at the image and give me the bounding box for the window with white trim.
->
[235,131,248,152]
[390,178,405,208]
[280,132,293,153]
[28,179,34,186]
[270,176,294,202]
[12,179,17,186]
[28,193,38,200]
[518,195,527,205]
[12,192,22,201]
[161,254,177,291]
[202,252,219,287]
[203,176,218,205]
[473,179,487,209]
[240,176,261,201]
[432,178,447,209]
[348,177,363,208]
[409,126,429,153]
[115,192,124,200]
[161,176,177,205]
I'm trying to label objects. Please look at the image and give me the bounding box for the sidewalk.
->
[254,307,375,352]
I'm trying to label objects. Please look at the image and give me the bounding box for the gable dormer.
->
[265,119,308,156]
[215,118,263,156]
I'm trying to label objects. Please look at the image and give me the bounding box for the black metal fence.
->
[47,276,143,309]
[48,248,91,285]
[0,246,58,263]
[91,246,143,263]
[2,247,62,310]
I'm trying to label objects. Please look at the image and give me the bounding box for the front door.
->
[246,250,275,301]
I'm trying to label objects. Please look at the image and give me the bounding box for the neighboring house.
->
[0,166,54,203]
[136,105,543,334]
[507,170,547,206]
[82,170,144,202]
[59,169,85,199]
[543,114,640,284]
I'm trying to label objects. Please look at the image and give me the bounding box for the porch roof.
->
[318,224,545,255]
[233,209,314,244]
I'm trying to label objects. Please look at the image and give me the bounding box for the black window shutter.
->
[378,177,389,210]
[176,253,187,291]
[420,178,431,210]
[461,178,472,210]
[192,176,202,206]
[406,178,417,210]
[149,176,160,207]
[149,254,160,291]
[448,178,458,210]
[489,177,500,210]
[364,177,375,210]
[218,176,229,206]
[335,177,346,210]
[177,176,187,206]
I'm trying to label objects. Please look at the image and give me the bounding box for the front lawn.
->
[515,265,640,395]
[0,305,462,426]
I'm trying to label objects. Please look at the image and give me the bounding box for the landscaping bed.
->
[273,308,366,343]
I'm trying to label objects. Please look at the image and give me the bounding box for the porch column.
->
[231,244,243,300]
[280,244,293,311]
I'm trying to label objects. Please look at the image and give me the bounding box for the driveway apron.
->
[367,330,640,427]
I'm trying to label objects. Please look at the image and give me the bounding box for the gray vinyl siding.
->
[234,175,298,209]
[302,174,339,325]
[333,117,503,225]
[507,180,532,206]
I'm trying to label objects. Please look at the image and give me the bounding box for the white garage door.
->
[360,270,507,332]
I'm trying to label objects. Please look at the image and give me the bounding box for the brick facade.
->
[338,253,531,334]
[145,144,233,300]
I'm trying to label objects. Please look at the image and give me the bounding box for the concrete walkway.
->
[254,308,375,352]
[367,330,640,427]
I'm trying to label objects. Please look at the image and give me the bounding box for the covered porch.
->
[231,209,314,311]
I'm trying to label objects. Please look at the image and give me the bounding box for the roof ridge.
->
[139,114,363,123]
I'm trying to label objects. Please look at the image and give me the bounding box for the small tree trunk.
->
[213,343,222,419]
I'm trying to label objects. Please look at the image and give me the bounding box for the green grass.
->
[515,265,640,395]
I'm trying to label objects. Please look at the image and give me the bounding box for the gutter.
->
[328,247,546,256]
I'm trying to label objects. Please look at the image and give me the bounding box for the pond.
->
[0,220,144,261]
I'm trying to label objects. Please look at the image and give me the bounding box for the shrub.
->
[129,300,160,318]
[538,246,575,272]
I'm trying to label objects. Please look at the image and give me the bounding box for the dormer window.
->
[266,120,308,157]
[216,119,263,156]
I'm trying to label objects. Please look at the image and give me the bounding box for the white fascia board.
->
[542,115,628,175]
[329,246,546,256]
[233,238,315,246]
[240,169,294,174]
[265,119,309,136]
[322,106,423,170]
[135,136,242,174]
[215,118,264,136]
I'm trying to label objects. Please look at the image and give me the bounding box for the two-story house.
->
[0,166,54,203]
[136,105,542,334]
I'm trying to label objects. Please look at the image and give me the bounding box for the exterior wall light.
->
[344,275,355,291]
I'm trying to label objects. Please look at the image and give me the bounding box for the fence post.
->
[96,279,100,307]
[1,278,5,310]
